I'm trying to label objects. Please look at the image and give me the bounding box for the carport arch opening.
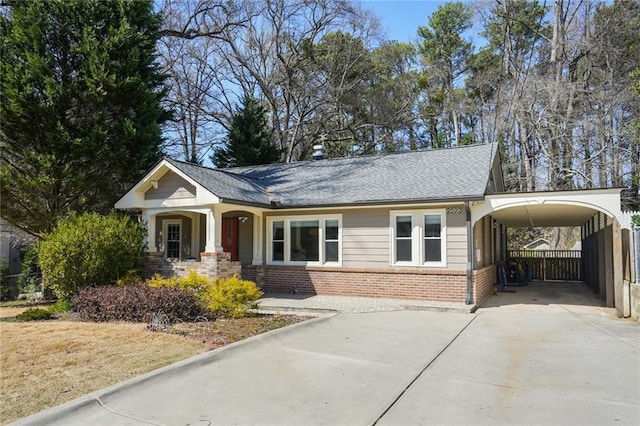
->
[471,189,623,229]
[468,189,625,312]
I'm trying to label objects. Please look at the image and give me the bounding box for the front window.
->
[268,216,341,265]
[167,223,181,259]
[391,210,446,267]
[325,220,339,262]
[424,214,442,263]
[290,220,319,261]
[395,215,413,262]
[272,221,284,261]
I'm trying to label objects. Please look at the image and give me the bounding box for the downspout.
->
[465,201,474,305]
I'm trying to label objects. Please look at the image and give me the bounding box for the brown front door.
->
[222,217,239,261]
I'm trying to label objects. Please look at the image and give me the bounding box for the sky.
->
[361,0,458,43]
[361,0,478,45]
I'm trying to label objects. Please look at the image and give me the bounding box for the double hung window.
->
[163,219,182,260]
[391,210,446,267]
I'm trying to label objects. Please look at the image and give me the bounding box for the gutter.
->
[465,201,473,305]
[265,195,486,210]
[217,194,487,211]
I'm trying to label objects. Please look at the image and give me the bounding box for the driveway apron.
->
[377,305,640,426]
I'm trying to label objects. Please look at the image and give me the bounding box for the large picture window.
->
[391,210,446,267]
[268,216,341,265]
[290,220,319,261]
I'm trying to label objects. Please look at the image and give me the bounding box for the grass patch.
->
[0,305,310,424]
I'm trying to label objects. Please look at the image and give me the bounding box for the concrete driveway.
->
[13,285,640,426]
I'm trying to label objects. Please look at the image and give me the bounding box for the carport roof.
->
[479,189,624,227]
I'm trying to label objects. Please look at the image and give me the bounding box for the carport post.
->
[465,201,473,305]
[613,220,624,317]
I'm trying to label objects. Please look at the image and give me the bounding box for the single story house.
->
[116,143,635,315]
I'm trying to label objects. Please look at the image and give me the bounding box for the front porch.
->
[140,207,264,281]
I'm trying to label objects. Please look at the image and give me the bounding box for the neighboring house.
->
[0,219,33,282]
[522,238,551,251]
[116,143,632,312]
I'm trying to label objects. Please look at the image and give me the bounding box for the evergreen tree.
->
[0,0,170,236]
[212,95,280,168]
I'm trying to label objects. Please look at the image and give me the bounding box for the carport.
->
[470,188,634,317]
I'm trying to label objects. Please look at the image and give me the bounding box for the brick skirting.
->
[247,265,469,302]
[141,252,241,280]
[472,264,497,304]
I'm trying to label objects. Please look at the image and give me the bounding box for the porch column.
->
[142,211,157,253]
[204,209,216,252]
[192,213,200,258]
[252,213,263,265]
[204,208,224,253]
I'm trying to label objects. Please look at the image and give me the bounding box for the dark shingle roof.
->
[165,158,271,205]
[168,143,498,208]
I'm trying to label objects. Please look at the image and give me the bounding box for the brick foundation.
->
[241,265,266,288]
[256,265,468,302]
[472,264,497,304]
[141,252,241,280]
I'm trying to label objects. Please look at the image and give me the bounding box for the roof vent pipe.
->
[312,144,325,161]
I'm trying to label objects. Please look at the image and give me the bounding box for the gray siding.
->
[446,209,468,269]
[238,216,253,265]
[342,208,390,267]
[145,171,196,200]
[264,205,469,270]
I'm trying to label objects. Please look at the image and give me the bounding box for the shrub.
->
[145,272,262,318]
[204,275,263,318]
[15,308,54,321]
[49,299,72,314]
[16,245,41,295]
[71,285,205,322]
[147,270,211,301]
[115,269,143,286]
[37,212,145,301]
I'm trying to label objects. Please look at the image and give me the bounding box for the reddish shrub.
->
[71,285,206,322]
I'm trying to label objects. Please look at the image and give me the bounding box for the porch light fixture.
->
[239,216,249,223]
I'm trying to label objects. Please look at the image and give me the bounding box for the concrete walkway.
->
[12,284,640,426]
[257,293,476,314]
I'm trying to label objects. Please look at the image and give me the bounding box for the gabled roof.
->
[166,143,499,208]
[164,159,271,206]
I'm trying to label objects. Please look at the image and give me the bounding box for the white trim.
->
[472,188,623,227]
[252,212,264,265]
[390,209,447,268]
[266,214,342,266]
